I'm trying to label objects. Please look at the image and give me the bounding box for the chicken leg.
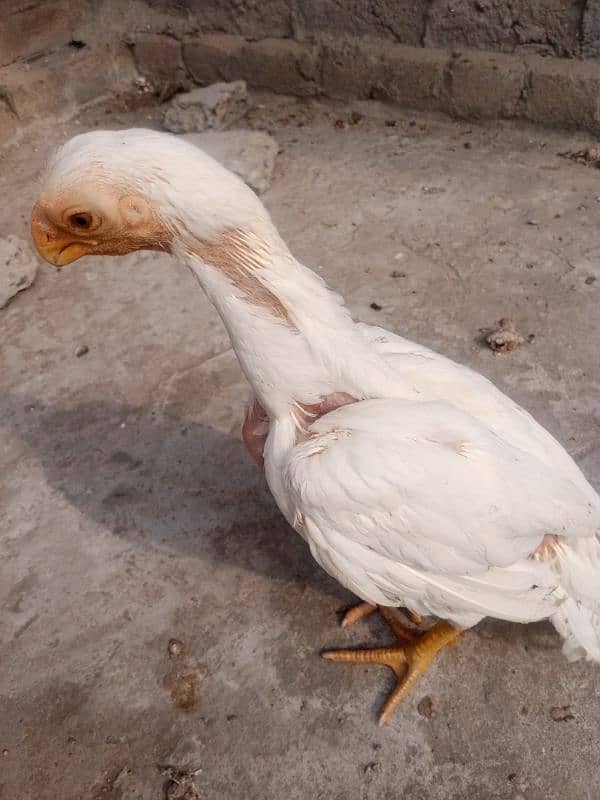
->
[323,607,461,725]
[341,601,424,628]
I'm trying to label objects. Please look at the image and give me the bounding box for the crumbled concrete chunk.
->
[485,318,525,352]
[163,81,249,133]
[560,146,600,167]
[0,235,39,309]
[182,130,278,194]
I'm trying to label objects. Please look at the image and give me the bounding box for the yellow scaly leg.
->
[340,602,377,628]
[323,610,462,725]
[340,602,424,629]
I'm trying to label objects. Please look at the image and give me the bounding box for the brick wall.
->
[2,0,600,145]
[153,0,592,59]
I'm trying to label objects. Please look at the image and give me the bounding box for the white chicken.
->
[31,129,600,724]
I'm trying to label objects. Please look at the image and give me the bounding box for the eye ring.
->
[67,211,98,232]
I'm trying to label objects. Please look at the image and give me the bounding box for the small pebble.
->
[364,761,381,775]
[370,302,382,311]
[75,344,89,357]
[417,695,435,718]
[385,120,397,127]
[350,110,363,125]
[485,318,524,352]
[334,119,345,129]
[550,705,575,722]
[391,270,406,279]
[463,141,471,149]
[168,638,185,659]
[526,219,541,226]
[584,275,596,285]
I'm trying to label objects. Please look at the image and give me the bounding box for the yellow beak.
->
[30,203,89,266]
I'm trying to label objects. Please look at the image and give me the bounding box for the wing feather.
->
[284,398,600,625]
[357,322,598,505]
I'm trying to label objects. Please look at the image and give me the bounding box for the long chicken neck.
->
[181,230,394,419]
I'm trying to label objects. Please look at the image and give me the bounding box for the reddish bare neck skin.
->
[242,401,270,469]
[242,392,357,469]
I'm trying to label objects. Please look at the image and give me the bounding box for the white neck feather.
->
[175,231,390,418]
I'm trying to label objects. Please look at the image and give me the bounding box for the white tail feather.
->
[551,538,600,662]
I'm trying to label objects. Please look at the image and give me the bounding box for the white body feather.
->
[191,238,600,660]
[46,129,600,662]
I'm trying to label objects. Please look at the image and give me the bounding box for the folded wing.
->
[284,398,600,626]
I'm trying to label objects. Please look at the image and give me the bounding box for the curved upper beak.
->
[30,203,88,266]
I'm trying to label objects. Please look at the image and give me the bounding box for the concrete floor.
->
[1,94,600,800]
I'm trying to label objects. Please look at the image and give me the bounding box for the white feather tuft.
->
[551,538,600,661]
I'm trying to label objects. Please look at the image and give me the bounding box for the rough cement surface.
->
[182,130,278,194]
[0,234,39,308]
[1,94,600,800]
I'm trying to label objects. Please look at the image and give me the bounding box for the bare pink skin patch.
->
[534,534,558,559]
[242,392,357,469]
[298,392,357,419]
[242,401,270,469]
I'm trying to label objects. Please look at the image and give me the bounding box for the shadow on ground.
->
[2,393,563,648]
[1,395,346,598]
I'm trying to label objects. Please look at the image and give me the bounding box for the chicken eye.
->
[69,212,94,230]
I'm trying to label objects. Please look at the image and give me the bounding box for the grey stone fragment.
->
[181,130,278,194]
[0,235,39,308]
[163,81,249,134]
